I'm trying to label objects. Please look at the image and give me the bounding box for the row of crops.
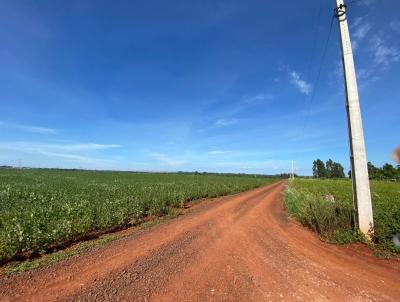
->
[285,179,400,255]
[0,169,278,262]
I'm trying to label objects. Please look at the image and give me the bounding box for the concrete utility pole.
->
[335,0,374,237]
[291,160,295,180]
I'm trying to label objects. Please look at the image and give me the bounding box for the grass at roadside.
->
[3,234,118,275]
[285,179,400,257]
[1,208,185,275]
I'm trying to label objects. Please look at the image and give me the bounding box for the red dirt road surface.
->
[1,181,399,301]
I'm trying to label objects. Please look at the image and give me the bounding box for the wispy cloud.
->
[149,153,187,166]
[347,17,399,89]
[243,93,274,104]
[53,143,121,151]
[353,21,371,40]
[38,151,114,164]
[351,17,400,68]
[351,17,372,52]
[353,16,363,28]
[0,141,121,152]
[370,34,400,66]
[289,71,312,95]
[357,68,380,83]
[0,141,119,166]
[208,150,232,155]
[215,159,292,171]
[214,118,238,127]
[389,20,400,32]
[0,121,57,134]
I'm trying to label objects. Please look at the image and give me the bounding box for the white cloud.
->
[208,150,232,155]
[149,153,187,166]
[0,141,120,152]
[37,151,114,164]
[370,34,400,66]
[357,68,380,83]
[351,17,399,67]
[214,118,238,127]
[350,17,371,52]
[0,141,119,166]
[353,17,363,28]
[215,159,292,171]
[346,18,399,87]
[289,71,312,95]
[0,121,57,134]
[353,21,371,40]
[53,143,121,151]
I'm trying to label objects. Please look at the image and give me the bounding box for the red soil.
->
[1,181,399,301]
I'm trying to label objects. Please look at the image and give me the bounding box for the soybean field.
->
[0,169,277,262]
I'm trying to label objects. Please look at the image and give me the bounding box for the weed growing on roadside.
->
[285,179,400,256]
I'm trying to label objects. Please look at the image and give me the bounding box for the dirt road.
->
[1,181,399,301]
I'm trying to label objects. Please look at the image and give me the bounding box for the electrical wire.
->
[297,0,366,140]
[304,1,323,84]
[298,15,335,139]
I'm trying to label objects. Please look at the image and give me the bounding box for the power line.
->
[298,0,366,139]
[304,1,323,84]
[296,0,367,140]
[298,14,335,139]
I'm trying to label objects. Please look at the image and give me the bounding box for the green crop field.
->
[285,179,400,256]
[0,169,278,263]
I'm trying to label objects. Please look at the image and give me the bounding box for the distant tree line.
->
[366,162,400,180]
[177,171,280,178]
[312,159,345,178]
[279,173,298,179]
[312,159,400,180]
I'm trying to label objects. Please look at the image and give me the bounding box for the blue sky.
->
[0,0,399,175]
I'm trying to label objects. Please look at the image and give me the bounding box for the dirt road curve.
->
[1,181,399,302]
